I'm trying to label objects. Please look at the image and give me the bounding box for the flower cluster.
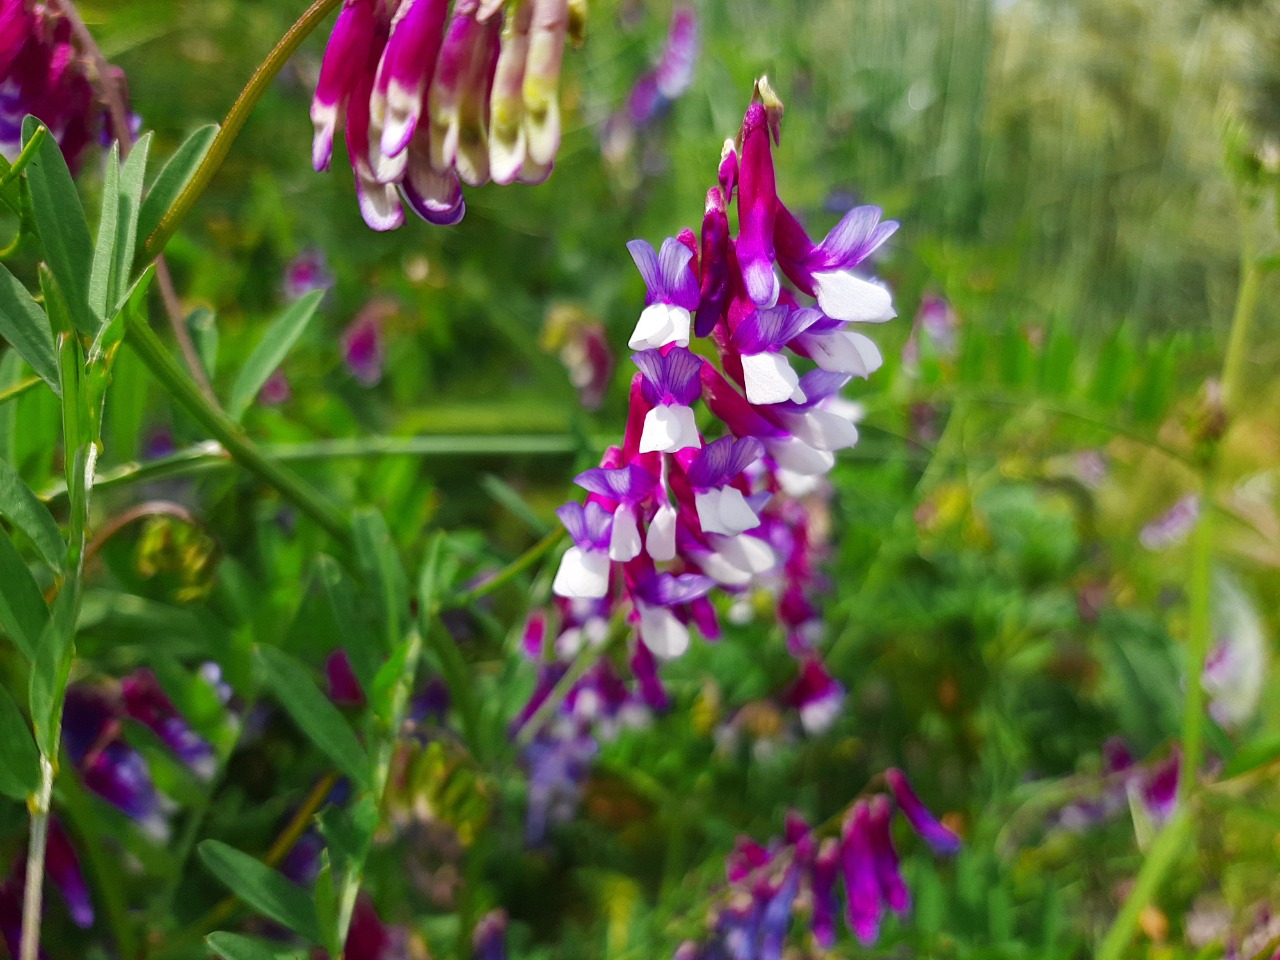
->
[1053,737,1181,832]
[548,79,895,680]
[599,4,699,174]
[0,0,108,169]
[677,770,960,957]
[311,0,579,230]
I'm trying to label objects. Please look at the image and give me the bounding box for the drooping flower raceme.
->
[677,772,960,957]
[512,81,898,846]
[311,0,578,230]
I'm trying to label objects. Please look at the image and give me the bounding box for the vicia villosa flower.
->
[311,0,580,230]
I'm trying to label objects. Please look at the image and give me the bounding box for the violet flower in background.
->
[282,248,335,301]
[258,368,293,406]
[121,668,217,780]
[311,0,575,230]
[901,295,960,372]
[0,0,106,170]
[599,5,699,175]
[0,820,94,955]
[1139,494,1200,550]
[472,909,509,960]
[342,299,394,387]
[1203,572,1267,730]
[542,304,615,410]
[680,774,959,957]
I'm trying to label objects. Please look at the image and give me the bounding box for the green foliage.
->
[198,840,323,944]
[227,289,323,422]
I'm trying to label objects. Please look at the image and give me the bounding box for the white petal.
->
[646,501,678,562]
[697,550,755,586]
[552,546,611,599]
[811,270,896,323]
[765,436,835,476]
[780,409,860,451]
[638,603,690,659]
[609,505,642,562]
[741,351,804,405]
[695,488,760,537]
[800,696,842,735]
[708,533,777,574]
[776,468,823,497]
[797,329,883,378]
[628,303,691,351]
[640,404,701,453]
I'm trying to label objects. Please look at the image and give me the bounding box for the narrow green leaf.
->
[188,306,219,381]
[312,852,340,957]
[227,290,323,422]
[198,841,322,945]
[353,508,409,655]
[481,473,552,536]
[113,133,151,310]
[22,117,96,335]
[0,263,60,394]
[1222,732,1280,780]
[256,646,370,787]
[0,454,63,570]
[207,932,306,960]
[137,124,219,247]
[0,526,50,659]
[0,682,40,800]
[28,587,77,758]
[88,141,121,322]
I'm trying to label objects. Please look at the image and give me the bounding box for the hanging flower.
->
[311,0,576,230]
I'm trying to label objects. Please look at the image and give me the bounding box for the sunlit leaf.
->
[0,262,60,394]
[0,454,63,570]
[137,124,218,247]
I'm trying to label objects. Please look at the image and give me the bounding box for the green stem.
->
[41,434,602,501]
[123,308,353,549]
[0,376,41,406]
[1095,807,1193,960]
[1221,258,1262,411]
[19,759,53,960]
[140,0,343,260]
[445,528,565,610]
[514,630,616,749]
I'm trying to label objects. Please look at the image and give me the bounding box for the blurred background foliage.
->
[3,0,1280,957]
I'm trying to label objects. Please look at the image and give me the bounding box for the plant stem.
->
[445,528,565,610]
[19,758,54,960]
[141,0,344,260]
[1095,807,1193,960]
[123,307,353,549]
[1221,258,1262,411]
[0,376,41,406]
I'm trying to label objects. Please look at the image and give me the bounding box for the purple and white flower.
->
[626,238,701,350]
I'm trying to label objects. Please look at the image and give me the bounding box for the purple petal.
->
[573,464,657,503]
[46,820,93,928]
[658,237,700,309]
[646,572,715,606]
[817,205,898,270]
[759,867,798,960]
[633,346,703,406]
[885,768,961,855]
[326,650,366,706]
[556,501,588,544]
[653,5,699,100]
[696,189,731,338]
[1141,750,1180,824]
[472,909,509,960]
[841,802,883,945]
[82,741,160,824]
[63,688,118,766]
[310,0,379,171]
[583,501,614,546]
[627,239,663,303]
[795,369,852,405]
[868,795,911,916]
[811,838,840,947]
[731,304,819,354]
[630,642,669,711]
[401,156,466,225]
[687,435,765,489]
[121,669,215,774]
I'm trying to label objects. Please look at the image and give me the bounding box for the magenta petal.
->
[630,642,669,711]
[736,102,779,307]
[311,0,380,172]
[732,304,820,354]
[868,795,911,916]
[885,768,961,855]
[811,838,840,947]
[696,189,731,337]
[841,802,883,945]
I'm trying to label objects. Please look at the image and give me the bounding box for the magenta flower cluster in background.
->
[311,0,576,229]
[0,0,108,169]
[677,771,960,957]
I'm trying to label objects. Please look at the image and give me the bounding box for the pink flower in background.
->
[342,299,396,386]
[258,368,292,406]
[282,248,335,302]
[1139,494,1199,550]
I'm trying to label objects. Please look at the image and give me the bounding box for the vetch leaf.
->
[22,117,96,335]
[206,932,306,960]
[256,645,370,787]
[198,841,322,945]
[0,681,40,800]
[138,124,218,248]
[1222,731,1280,781]
[112,133,151,310]
[0,262,60,394]
[227,290,323,422]
[28,587,77,758]
[353,508,409,654]
[0,454,63,570]
[88,141,121,322]
[0,526,50,659]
